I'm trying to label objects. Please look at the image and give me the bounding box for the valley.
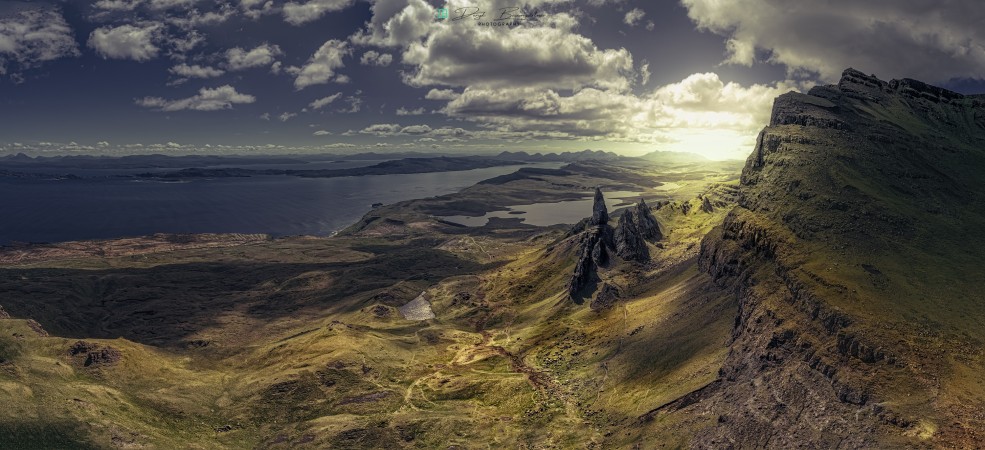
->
[1,69,984,449]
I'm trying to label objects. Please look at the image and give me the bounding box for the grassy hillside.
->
[0,160,743,448]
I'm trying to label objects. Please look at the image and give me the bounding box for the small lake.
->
[438,190,644,227]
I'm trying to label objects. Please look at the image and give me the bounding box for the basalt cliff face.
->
[691,69,985,447]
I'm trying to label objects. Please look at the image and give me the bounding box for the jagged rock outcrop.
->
[614,199,661,262]
[569,224,612,298]
[589,283,620,311]
[69,340,123,367]
[689,68,985,448]
[589,187,608,225]
[0,305,9,319]
[572,192,665,296]
[631,198,661,240]
[614,211,648,262]
[569,188,614,298]
[700,196,714,213]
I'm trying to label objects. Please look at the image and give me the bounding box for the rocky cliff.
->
[689,68,985,447]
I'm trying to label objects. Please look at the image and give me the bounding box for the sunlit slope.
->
[0,161,743,448]
[695,69,985,447]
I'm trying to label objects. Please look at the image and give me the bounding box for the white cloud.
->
[359,123,401,135]
[169,63,224,78]
[148,0,199,10]
[278,112,297,122]
[309,93,342,109]
[294,39,350,89]
[0,8,80,76]
[94,0,142,10]
[241,0,275,19]
[313,130,332,136]
[167,30,204,54]
[226,43,282,70]
[136,85,256,111]
[402,13,634,91]
[350,0,434,47]
[425,88,458,100]
[340,92,362,113]
[400,124,431,134]
[360,50,392,67]
[396,106,425,115]
[283,0,354,25]
[681,0,985,82]
[624,8,645,26]
[428,72,797,159]
[88,23,161,61]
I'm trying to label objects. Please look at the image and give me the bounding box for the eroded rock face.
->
[614,199,662,263]
[569,226,611,297]
[85,347,122,367]
[571,192,665,298]
[589,187,609,225]
[614,211,648,262]
[690,68,985,448]
[0,305,9,320]
[632,198,661,240]
[69,340,122,368]
[590,283,620,311]
[569,188,614,298]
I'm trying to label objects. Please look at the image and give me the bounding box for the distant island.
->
[135,156,527,179]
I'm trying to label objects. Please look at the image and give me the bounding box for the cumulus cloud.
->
[681,0,985,82]
[313,130,331,136]
[0,8,80,77]
[226,43,282,70]
[93,0,142,10]
[360,123,401,135]
[148,0,199,10]
[425,88,458,100]
[350,0,433,47]
[136,85,256,111]
[400,124,431,134]
[88,23,162,61]
[283,0,353,25]
[624,8,645,26]
[396,106,425,115]
[402,13,634,91]
[169,63,223,78]
[241,0,275,19]
[294,39,350,89]
[360,50,392,67]
[309,93,342,109]
[278,112,297,121]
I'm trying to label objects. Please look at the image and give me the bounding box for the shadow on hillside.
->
[0,243,491,348]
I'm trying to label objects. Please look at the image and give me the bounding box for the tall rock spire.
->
[590,187,608,225]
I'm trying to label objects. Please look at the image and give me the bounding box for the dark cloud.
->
[682,0,985,83]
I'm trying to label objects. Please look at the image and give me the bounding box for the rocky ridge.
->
[689,68,985,447]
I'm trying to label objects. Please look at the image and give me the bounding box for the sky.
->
[1,0,983,160]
